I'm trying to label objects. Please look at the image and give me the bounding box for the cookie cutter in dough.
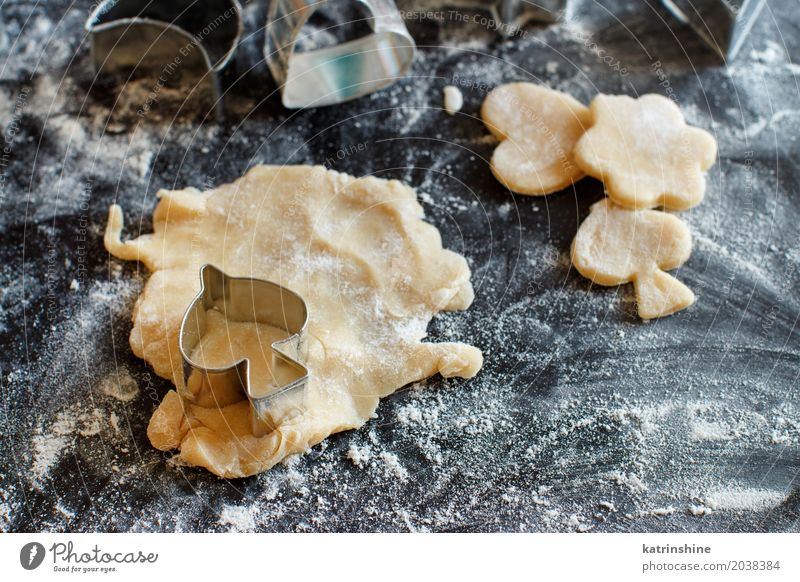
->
[265,0,416,108]
[661,0,767,60]
[179,265,310,437]
[85,0,243,120]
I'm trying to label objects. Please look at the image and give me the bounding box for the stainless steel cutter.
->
[265,0,416,108]
[180,264,310,437]
[494,0,570,30]
[85,0,243,119]
[661,0,767,60]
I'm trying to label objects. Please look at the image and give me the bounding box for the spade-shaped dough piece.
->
[571,199,695,319]
[574,94,717,211]
[481,82,591,196]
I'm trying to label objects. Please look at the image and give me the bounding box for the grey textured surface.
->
[1,0,799,532]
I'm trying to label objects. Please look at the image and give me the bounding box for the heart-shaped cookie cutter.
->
[85,0,243,120]
[265,0,416,108]
[180,264,310,437]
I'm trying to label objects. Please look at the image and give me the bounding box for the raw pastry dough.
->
[574,94,717,211]
[105,165,483,477]
[481,82,591,195]
[443,85,463,115]
[571,199,695,320]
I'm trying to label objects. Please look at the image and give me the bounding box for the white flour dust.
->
[1,0,798,533]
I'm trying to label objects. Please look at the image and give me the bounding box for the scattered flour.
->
[689,505,713,517]
[379,452,409,482]
[703,488,787,512]
[218,504,257,532]
[607,471,648,494]
[646,506,677,517]
[2,0,797,534]
[689,419,734,442]
[99,368,140,402]
[30,404,114,489]
[346,445,372,468]
[31,411,77,487]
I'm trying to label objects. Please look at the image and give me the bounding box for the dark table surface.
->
[1,0,799,532]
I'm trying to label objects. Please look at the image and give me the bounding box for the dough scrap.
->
[481,82,591,195]
[574,93,717,210]
[443,85,463,115]
[105,165,483,477]
[571,198,695,320]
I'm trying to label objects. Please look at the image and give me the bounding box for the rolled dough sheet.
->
[104,165,483,477]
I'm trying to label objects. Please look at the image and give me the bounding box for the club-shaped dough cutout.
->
[481,82,591,195]
[571,199,695,319]
[574,94,717,211]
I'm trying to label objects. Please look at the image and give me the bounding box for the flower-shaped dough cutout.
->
[574,94,717,210]
[481,82,591,195]
[571,198,695,320]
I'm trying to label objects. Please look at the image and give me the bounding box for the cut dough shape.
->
[105,165,483,477]
[481,82,591,195]
[571,198,695,320]
[574,93,717,211]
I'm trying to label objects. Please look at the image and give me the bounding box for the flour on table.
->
[218,504,257,532]
[31,405,107,488]
[702,488,787,512]
[99,368,140,402]
[3,0,797,533]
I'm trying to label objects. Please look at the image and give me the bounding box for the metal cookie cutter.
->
[85,0,243,120]
[265,0,416,108]
[180,265,310,437]
[493,0,570,32]
[661,0,767,60]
